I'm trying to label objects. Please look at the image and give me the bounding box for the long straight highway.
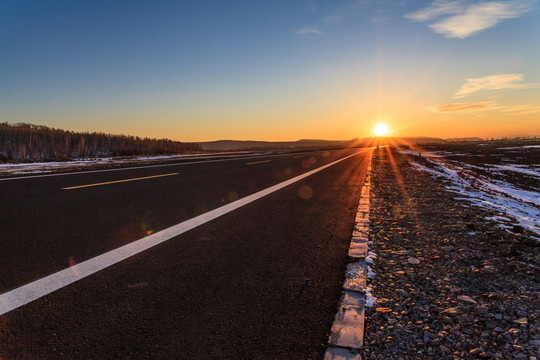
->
[0,148,372,359]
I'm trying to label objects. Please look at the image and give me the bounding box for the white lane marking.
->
[245,160,272,165]
[0,152,360,315]
[62,173,179,190]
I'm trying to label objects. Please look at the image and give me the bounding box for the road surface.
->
[0,148,371,359]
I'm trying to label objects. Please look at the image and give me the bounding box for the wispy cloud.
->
[427,71,540,115]
[426,100,540,114]
[500,104,540,115]
[302,0,317,13]
[405,0,464,22]
[294,26,324,35]
[324,14,342,23]
[454,74,540,98]
[405,0,536,38]
[425,100,498,113]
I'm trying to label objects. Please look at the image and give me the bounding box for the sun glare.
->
[374,122,389,137]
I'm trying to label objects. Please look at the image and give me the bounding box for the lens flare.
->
[299,185,313,199]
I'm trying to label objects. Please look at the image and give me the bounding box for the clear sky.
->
[1,0,539,141]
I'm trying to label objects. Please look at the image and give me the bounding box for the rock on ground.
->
[360,148,539,360]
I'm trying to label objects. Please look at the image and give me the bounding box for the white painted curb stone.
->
[325,152,373,359]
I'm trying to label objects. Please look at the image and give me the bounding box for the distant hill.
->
[197,139,352,151]
[348,137,446,147]
[198,137,450,151]
[401,136,446,144]
[503,135,539,139]
[446,137,484,142]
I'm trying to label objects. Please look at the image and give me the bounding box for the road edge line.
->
[325,149,373,359]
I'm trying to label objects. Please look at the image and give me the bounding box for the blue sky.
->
[1,0,539,141]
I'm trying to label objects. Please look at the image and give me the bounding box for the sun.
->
[374,122,389,136]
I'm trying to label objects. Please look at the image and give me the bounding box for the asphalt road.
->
[0,148,371,359]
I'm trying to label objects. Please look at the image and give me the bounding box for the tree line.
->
[0,122,202,161]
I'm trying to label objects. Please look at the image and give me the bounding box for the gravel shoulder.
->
[361,148,539,360]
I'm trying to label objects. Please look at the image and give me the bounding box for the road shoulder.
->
[361,148,539,359]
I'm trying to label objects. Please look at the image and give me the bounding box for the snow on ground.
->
[0,152,251,177]
[0,158,116,175]
[365,251,377,264]
[364,287,377,307]
[490,164,540,177]
[399,149,540,238]
[497,145,540,150]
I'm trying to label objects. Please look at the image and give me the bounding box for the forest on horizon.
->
[0,123,202,162]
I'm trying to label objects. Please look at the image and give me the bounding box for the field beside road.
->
[361,145,539,359]
[405,141,539,236]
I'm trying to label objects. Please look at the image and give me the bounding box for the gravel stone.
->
[360,148,539,360]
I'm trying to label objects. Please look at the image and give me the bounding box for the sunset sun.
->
[374,122,389,136]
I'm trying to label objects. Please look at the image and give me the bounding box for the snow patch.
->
[497,145,540,150]
[487,215,512,222]
[364,287,377,307]
[490,164,540,177]
[365,251,377,264]
[367,265,376,278]
[0,152,253,178]
[402,150,540,237]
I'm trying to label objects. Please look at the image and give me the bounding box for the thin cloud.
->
[404,0,464,22]
[425,100,498,113]
[405,0,536,38]
[372,14,390,23]
[454,74,540,98]
[324,14,342,22]
[431,1,536,38]
[302,0,317,13]
[500,104,540,114]
[294,26,324,35]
